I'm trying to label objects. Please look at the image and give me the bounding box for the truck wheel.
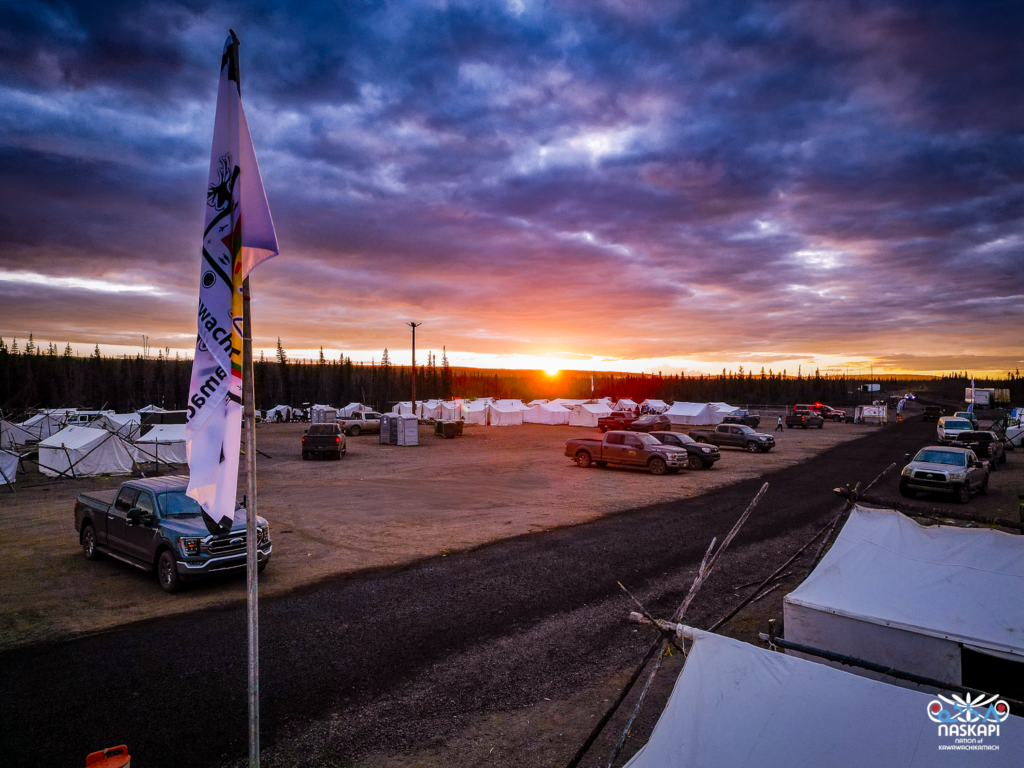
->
[82,523,100,561]
[157,550,182,594]
[898,478,915,498]
[600,426,608,433]
[817,422,823,429]
[955,483,971,504]
[746,442,760,453]
[834,416,842,422]
[648,457,667,475]
[258,559,268,574]
[980,476,989,495]
[999,453,1007,464]
[989,459,997,472]
[695,436,707,443]
[688,455,703,471]
[787,424,794,429]
[575,451,592,468]
[302,451,309,460]
[349,425,361,437]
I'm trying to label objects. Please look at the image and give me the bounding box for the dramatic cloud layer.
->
[1,0,1022,374]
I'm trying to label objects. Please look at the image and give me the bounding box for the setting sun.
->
[545,368,559,376]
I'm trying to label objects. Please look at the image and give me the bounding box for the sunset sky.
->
[0,0,1021,376]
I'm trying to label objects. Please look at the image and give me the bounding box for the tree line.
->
[1,335,1021,416]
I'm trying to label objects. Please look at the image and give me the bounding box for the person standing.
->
[776,415,783,431]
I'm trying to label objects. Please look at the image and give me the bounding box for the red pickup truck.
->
[598,413,638,432]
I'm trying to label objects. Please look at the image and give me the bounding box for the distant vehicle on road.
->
[949,431,1006,468]
[721,410,760,428]
[302,423,346,460]
[74,476,271,593]
[793,403,846,422]
[337,412,383,436]
[922,405,944,422]
[936,416,974,444]
[953,411,980,430]
[598,413,638,432]
[626,414,672,433]
[786,410,824,429]
[652,431,721,470]
[564,431,686,475]
[899,446,988,503]
[687,424,776,452]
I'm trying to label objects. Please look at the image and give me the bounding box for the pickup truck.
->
[899,446,988,503]
[721,411,760,428]
[949,431,1006,468]
[922,405,944,422]
[74,476,271,593]
[652,431,721,470]
[598,413,637,432]
[302,423,346,459]
[564,431,687,475]
[337,411,383,436]
[687,424,776,452]
[786,410,824,429]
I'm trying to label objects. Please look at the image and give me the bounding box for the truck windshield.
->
[157,491,204,517]
[914,450,966,467]
[944,420,972,430]
[635,433,662,446]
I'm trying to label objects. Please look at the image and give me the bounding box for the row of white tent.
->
[1,405,169,450]
[0,421,186,484]
[625,505,1024,765]
[386,398,741,427]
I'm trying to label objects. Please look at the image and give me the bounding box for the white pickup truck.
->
[337,412,383,436]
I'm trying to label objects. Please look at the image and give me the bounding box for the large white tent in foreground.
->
[38,426,134,478]
[624,629,1023,767]
[785,506,1024,688]
[523,402,571,425]
[663,401,715,425]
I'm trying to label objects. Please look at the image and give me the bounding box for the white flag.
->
[186,35,279,534]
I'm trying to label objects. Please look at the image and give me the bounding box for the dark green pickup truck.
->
[74,475,271,593]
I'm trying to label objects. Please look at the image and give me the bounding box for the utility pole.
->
[407,322,422,408]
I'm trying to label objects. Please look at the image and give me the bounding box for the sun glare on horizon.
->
[545,368,559,376]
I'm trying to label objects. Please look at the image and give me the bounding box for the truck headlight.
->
[179,537,202,557]
[701,446,712,453]
[258,523,270,543]
[901,466,912,476]
[949,472,965,481]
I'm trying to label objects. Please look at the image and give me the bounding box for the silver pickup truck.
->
[337,411,383,436]
[899,446,989,503]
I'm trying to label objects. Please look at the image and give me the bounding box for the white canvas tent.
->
[527,398,549,406]
[785,506,1024,687]
[20,412,64,441]
[495,399,528,411]
[137,404,166,412]
[640,399,668,414]
[664,401,715,425]
[523,402,571,425]
[616,398,639,412]
[417,400,444,419]
[1,419,35,449]
[265,405,294,422]
[93,413,141,440]
[623,629,1023,768]
[440,400,466,421]
[487,401,524,426]
[0,448,18,485]
[709,402,739,423]
[463,401,488,425]
[392,402,416,416]
[550,398,588,409]
[134,424,188,465]
[568,402,612,427]
[38,426,134,478]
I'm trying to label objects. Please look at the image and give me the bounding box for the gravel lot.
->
[0,419,877,650]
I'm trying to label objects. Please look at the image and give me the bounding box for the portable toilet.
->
[396,414,419,446]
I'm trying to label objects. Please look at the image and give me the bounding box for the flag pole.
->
[229,28,261,768]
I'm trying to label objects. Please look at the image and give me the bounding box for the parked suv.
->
[626,414,672,433]
[899,446,988,503]
[721,411,760,428]
[786,410,824,429]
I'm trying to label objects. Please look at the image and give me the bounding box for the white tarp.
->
[93,413,142,440]
[137,405,166,412]
[487,402,524,426]
[641,399,668,413]
[38,426,134,478]
[1,419,35,449]
[0,449,17,485]
[527,399,549,406]
[135,424,188,465]
[463,401,487,425]
[440,400,466,421]
[523,402,571,425]
[785,506,1024,685]
[568,402,612,427]
[624,629,1023,768]
[550,398,588,409]
[664,402,715,425]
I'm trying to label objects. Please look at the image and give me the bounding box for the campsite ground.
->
[1,418,878,650]
[2,412,1022,767]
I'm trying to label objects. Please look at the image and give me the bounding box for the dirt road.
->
[7,418,1014,768]
[0,419,875,649]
